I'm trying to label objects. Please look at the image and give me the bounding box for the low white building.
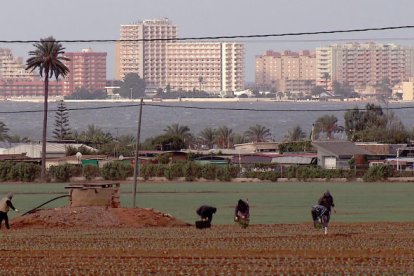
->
[2,143,96,158]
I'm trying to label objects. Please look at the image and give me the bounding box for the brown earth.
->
[11,206,189,229]
[2,212,414,274]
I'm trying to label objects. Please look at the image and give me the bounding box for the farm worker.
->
[0,193,19,229]
[234,199,250,221]
[311,204,328,229]
[317,190,336,235]
[196,205,217,223]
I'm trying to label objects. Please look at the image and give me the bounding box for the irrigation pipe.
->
[21,195,70,216]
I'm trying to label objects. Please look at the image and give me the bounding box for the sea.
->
[1,99,414,142]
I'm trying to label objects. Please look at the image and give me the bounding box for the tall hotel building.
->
[255,50,316,93]
[116,18,245,92]
[166,42,244,92]
[116,18,177,88]
[0,48,36,81]
[63,48,107,95]
[316,43,409,89]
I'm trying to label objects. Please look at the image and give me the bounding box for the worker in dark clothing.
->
[0,193,19,229]
[196,205,217,223]
[234,199,250,228]
[316,190,336,235]
[234,199,250,221]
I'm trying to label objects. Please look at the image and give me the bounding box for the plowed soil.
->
[11,207,189,228]
[1,210,414,274]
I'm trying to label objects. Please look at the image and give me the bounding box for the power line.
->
[0,101,413,114]
[0,25,414,44]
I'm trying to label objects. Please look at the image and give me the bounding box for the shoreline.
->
[1,96,409,104]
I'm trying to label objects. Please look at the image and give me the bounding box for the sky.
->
[1,0,413,82]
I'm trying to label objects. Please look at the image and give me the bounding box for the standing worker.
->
[317,190,336,235]
[0,193,19,229]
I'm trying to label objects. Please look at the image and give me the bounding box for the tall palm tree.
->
[244,124,271,142]
[198,127,217,149]
[26,36,70,181]
[322,72,330,92]
[216,126,234,149]
[285,125,307,141]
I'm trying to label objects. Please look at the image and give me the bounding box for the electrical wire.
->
[0,101,413,114]
[0,25,413,43]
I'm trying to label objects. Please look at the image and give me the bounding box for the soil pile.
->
[11,207,189,229]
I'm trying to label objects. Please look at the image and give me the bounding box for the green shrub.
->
[163,163,184,180]
[9,162,40,182]
[201,164,218,180]
[83,165,100,180]
[0,162,14,181]
[49,164,82,182]
[217,166,234,182]
[102,162,133,180]
[363,165,391,182]
[182,162,201,181]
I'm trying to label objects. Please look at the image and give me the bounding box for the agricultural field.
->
[1,223,414,274]
[1,181,414,274]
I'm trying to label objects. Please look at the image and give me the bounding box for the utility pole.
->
[132,98,143,208]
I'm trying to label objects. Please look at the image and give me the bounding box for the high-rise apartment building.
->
[255,50,316,93]
[0,48,36,81]
[117,18,245,92]
[166,42,244,92]
[116,18,177,87]
[316,43,409,89]
[63,48,107,96]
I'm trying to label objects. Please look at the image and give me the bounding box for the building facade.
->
[0,79,63,98]
[166,42,244,92]
[0,48,36,81]
[116,18,177,87]
[255,50,316,93]
[316,43,409,89]
[117,18,245,92]
[63,48,107,96]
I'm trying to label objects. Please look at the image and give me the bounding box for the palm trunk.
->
[41,72,49,182]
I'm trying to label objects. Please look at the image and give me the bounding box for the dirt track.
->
[1,214,414,274]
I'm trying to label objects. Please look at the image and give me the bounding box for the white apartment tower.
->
[117,18,177,87]
[316,43,408,89]
[117,18,245,92]
[165,42,244,92]
[0,48,36,81]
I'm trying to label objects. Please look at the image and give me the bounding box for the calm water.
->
[1,100,414,141]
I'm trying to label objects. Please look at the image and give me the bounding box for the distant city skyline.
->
[1,0,413,81]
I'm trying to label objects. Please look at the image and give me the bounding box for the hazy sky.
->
[1,0,413,81]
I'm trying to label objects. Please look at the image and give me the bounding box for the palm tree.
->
[233,133,248,145]
[322,72,330,92]
[164,123,193,147]
[76,124,113,147]
[216,126,234,149]
[244,124,271,142]
[314,115,343,139]
[26,36,69,181]
[285,125,307,141]
[198,127,216,149]
[0,121,10,142]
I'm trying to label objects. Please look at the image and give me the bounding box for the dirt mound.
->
[11,207,189,229]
